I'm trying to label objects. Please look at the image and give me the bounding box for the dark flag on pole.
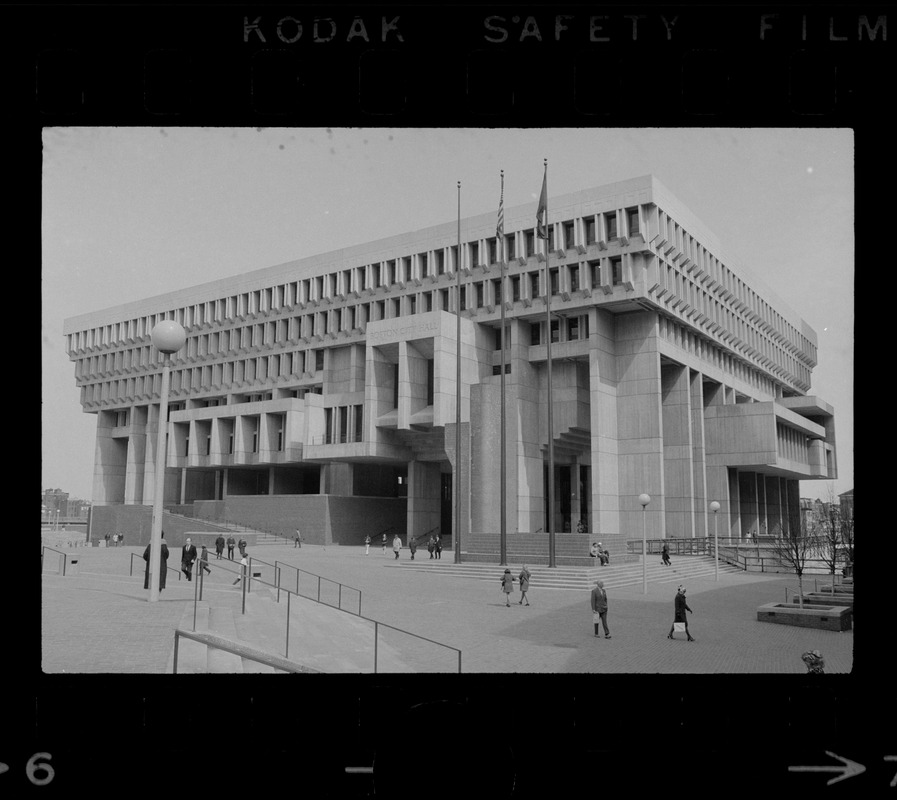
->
[536,166,548,240]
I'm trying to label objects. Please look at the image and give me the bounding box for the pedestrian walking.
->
[181,537,198,581]
[590,580,611,638]
[393,534,402,560]
[409,536,417,560]
[215,534,225,559]
[518,565,532,606]
[661,543,671,566]
[435,534,443,559]
[238,537,247,557]
[294,529,302,548]
[199,545,212,577]
[801,650,825,674]
[382,533,387,554]
[142,533,169,592]
[668,585,695,641]
[428,536,436,559]
[232,553,248,586]
[104,533,110,547]
[500,569,515,606]
[119,533,125,547]
[364,535,371,555]
[226,535,235,560]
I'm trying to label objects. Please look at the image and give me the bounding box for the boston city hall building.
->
[64,175,837,562]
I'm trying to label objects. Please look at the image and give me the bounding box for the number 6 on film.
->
[26,753,55,786]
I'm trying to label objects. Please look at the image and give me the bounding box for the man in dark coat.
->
[238,537,247,557]
[215,534,225,559]
[409,536,417,560]
[590,580,611,638]
[226,535,236,560]
[181,537,198,581]
[143,534,169,591]
[668,585,695,641]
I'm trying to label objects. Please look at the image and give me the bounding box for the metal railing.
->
[41,546,67,576]
[190,557,460,672]
[272,560,362,616]
[128,552,182,581]
[171,628,313,674]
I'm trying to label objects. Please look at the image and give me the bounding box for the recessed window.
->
[563,220,575,249]
[611,257,623,285]
[605,213,618,240]
[627,207,640,236]
[506,235,516,260]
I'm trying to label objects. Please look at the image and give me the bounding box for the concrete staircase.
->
[386,554,743,590]
[463,532,640,567]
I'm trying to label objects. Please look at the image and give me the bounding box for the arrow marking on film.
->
[788,751,865,785]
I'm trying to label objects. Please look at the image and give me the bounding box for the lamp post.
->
[709,501,721,582]
[148,320,186,603]
[639,493,651,594]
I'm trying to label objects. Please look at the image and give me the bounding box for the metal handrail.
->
[41,546,67,576]
[192,560,459,672]
[273,560,363,615]
[172,628,313,674]
[128,552,182,581]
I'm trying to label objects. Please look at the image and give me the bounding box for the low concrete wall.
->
[89,505,229,547]
[757,602,852,632]
[91,495,408,547]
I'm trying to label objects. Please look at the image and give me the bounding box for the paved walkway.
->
[40,543,854,673]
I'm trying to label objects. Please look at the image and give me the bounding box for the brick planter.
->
[757,602,852,632]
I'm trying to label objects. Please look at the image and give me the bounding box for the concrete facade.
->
[63,175,837,554]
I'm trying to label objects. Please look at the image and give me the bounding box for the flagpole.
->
[543,159,557,569]
[499,170,507,567]
[454,180,462,565]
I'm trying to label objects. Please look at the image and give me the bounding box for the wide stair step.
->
[387,556,742,590]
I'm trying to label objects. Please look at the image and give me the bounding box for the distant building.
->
[62,175,838,555]
[838,489,854,521]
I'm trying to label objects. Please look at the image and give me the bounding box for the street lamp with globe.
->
[639,493,651,594]
[148,320,186,602]
[709,501,721,581]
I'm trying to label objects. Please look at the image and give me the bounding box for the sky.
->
[41,127,854,504]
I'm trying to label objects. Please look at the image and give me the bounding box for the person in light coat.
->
[518,565,532,606]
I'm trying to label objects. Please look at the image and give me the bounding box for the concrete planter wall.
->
[757,602,852,631]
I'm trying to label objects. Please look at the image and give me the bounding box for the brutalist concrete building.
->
[63,175,837,561]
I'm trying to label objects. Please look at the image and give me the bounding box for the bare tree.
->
[840,500,854,578]
[814,489,843,597]
[770,508,817,608]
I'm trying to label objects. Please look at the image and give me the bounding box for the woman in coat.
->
[500,569,515,606]
[142,534,170,591]
[661,543,671,566]
[518,565,532,606]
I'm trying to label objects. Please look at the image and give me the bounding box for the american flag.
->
[496,171,504,241]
